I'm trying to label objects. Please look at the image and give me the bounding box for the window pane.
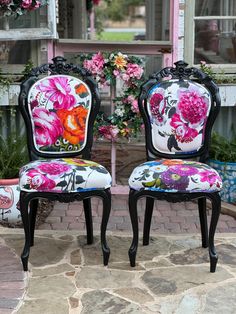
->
[57,0,170,41]
[195,0,236,16]
[0,41,37,65]
[0,7,47,30]
[194,19,236,63]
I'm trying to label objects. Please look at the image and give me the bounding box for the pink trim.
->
[47,40,55,62]
[162,53,172,67]
[111,85,116,186]
[170,0,179,63]
[0,178,19,186]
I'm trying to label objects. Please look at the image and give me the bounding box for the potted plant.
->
[0,132,28,224]
[209,131,236,204]
[200,61,236,107]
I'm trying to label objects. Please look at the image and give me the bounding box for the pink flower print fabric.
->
[19,158,112,193]
[27,75,92,154]
[36,76,76,110]
[32,107,63,146]
[129,159,222,193]
[147,80,211,154]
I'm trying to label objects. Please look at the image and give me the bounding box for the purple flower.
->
[169,165,198,176]
[161,170,189,190]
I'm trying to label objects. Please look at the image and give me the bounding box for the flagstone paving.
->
[0,228,236,313]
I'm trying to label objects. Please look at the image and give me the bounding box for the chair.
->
[18,56,112,271]
[128,61,222,272]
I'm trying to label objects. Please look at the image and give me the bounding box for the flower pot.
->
[0,178,21,224]
[209,159,236,204]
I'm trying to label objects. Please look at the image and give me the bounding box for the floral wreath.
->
[0,0,47,17]
[79,51,145,141]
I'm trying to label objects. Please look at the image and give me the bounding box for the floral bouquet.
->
[0,0,47,17]
[81,51,144,87]
[80,52,145,141]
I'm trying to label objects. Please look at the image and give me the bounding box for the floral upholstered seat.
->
[20,158,112,193]
[129,159,222,193]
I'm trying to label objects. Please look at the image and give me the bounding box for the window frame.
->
[184,0,236,72]
[0,0,57,41]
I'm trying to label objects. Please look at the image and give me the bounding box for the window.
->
[57,0,170,42]
[0,1,57,40]
[185,0,236,71]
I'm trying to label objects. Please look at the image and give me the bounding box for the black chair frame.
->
[19,56,111,271]
[128,61,221,272]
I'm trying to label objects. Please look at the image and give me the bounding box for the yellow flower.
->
[63,158,99,167]
[113,54,127,69]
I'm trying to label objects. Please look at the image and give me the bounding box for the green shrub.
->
[0,133,28,179]
[209,132,236,163]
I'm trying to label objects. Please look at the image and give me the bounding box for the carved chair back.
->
[139,61,221,162]
[19,56,100,161]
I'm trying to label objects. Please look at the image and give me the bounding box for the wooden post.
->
[110,84,116,186]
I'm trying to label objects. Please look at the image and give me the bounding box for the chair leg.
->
[100,189,111,266]
[208,193,221,273]
[128,190,139,267]
[143,197,154,246]
[198,197,209,248]
[29,199,38,247]
[83,198,93,245]
[20,192,31,271]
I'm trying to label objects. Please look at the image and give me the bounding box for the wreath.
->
[79,51,145,141]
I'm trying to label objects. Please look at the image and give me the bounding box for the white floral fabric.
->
[146,79,211,154]
[28,75,92,154]
[19,158,112,193]
[129,159,222,193]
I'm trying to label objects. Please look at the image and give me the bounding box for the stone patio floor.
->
[1,227,236,314]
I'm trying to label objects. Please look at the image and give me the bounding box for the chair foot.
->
[210,252,218,273]
[102,246,110,266]
[21,253,29,272]
[129,247,137,267]
[143,239,149,246]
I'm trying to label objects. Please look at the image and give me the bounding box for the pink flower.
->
[99,125,119,141]
[126,95,139,113]
[93,0,101,5]
[149,93,166,124]
[83,52,105,75]
[32,107,63,147]
[177,91,208,125]
[113,69,120,77]
[27,169,56,191]
[199,170,219,186]
[37,77,76,110]
[21,0,33,9]
[122,63,143,82]
[38,162,71,175]
[170,113,198,143]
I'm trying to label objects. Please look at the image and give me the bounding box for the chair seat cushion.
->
[19,158,112,193]
[129,159,222,193]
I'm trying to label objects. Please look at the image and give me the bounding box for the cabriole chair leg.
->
[29,198,38,247]
[20,192,31,271]
[83,198,93,245]
[143,197,154,246]
[208,193,221,273]
[128,191,139,267]
[100,190,111,266]
[198,197,209,248]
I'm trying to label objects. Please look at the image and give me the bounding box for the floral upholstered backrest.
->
[146,79,212,155]
[27,75,92,154]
